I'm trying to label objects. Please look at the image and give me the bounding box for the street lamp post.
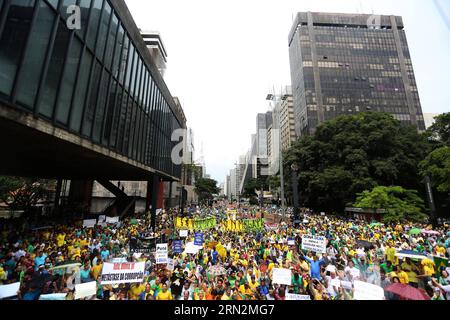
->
[423,175,437,228]
[291,163,300,223]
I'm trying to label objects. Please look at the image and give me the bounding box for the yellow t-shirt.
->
[56,234,65,247]
[397,271,409,284]
[129,284,146,300]
[91,264,103,280]
[385,247,397,264]
[156,290,173,300]
[423,265,434,276]
[401,262,418,283]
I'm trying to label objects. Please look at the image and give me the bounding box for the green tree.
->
[194,178,220,204]
[354,186,427,223]
[427,112,450,146]
[419,146,450,193]
[242,178,258,198]
[284,112,430,212]
[0,176,53,210]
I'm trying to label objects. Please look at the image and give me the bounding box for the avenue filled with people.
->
[0,202,449,301]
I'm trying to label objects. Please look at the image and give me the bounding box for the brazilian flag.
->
[433,256,449,277]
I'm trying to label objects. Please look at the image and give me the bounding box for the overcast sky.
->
[124,0,450,184]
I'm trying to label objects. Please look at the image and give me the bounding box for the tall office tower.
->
[288,12,426,137]
[141,30,168,77]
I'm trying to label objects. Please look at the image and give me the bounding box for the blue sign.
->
[194,232,203,246]
[173,240,183,254]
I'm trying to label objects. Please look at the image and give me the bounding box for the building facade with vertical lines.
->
[288,12,425,137]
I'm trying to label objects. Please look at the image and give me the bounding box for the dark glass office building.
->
[288,12,426,137]
[0,0,184,179]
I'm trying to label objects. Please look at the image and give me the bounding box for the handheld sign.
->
[156,244,168,264]
[354,280,384,300]
[194,232,203,246]
[301,235,327,253]
[172,240,183,254]
[272,268,292,285]
[0,282,20,299]
[179,230,188,238]
[100,262,145,285]
[82,219,96,228]
[74,281,97,300]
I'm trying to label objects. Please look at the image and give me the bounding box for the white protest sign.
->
[341,281,353,290]
[288,240,295,246]
[179,230,188,238]
[100,262,145,285]
[83,219,97,228]
[330,278,341,288]
[39,293,67,300]
[301,235,327,253]
[354,280,384,300]
[272,268,292,285]
[184,242,203,255]
[0,282,20,299]
[156,243,168,264]
[75,281,97,299]
[285,293,311,300]
[105,216,119,224]
[167,258,175,271]
[98,215,106,222]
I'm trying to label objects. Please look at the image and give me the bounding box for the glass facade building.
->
[0,0,184,179]
[288,12,426,136]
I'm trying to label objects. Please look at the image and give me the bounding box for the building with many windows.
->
[0,0,187,220]
[288,12,425,136]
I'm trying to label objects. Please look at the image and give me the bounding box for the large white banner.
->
[75,281,97,299]
[156,243,168,264]
[272,268,292,285]
[354,280,384,300]
[100,262,145,285]
[285,293,311,300]
[0,282,20,299]
[301,235,327,253]
[83,219,97,228]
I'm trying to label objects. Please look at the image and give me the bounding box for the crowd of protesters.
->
[0,202,449,300]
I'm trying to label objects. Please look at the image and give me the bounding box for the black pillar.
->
[291,164,300,222]
[148,175,159,231]
[54,178,62,215]
[168,181,173,208]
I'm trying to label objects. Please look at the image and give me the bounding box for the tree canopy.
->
[427,112,450,146]
[353,186,427,223]
[419,146,450,193]
[284,112,430,212]
[194,178,220,204]
[0,176,52,210]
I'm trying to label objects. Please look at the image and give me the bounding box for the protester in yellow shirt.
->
[91,260,103,280]
[400,258,419,286]
[395,266,409,284]
[56,233,65,247]
[129,283,146,300]
[385,246,397,265]
[156,284,173,300]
